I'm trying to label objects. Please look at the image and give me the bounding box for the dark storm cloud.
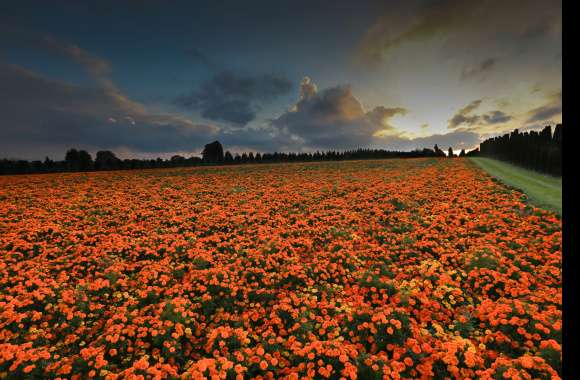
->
[270,77,407,149]
[217,126,301,153]
[174,71,293,126]
[526,106,561,124]
[267,76,481,152]
[0,63,217,159]
[0,28,133,106]
[0,26,113,82]
[448,100,483,129]
[525,91,562,124]
[380,130,481,152]
[211,126,481,154]
[358,0,561,64]
[448,100,512,130]
[41,35,112,77]
[482,110,512,125]
[461,58,498,80]
[365,106,408,129]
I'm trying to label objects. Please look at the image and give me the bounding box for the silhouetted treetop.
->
[65,149,93,171]
[478,124,561,176]
[202,141,224,163]
[7,128,550,176]
[95,150,121,170]
[434,144,446,157]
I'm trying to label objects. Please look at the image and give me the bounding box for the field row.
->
[0,158,561,379]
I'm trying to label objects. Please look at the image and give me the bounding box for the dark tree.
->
[466,148,479,156]
[170,155,186,167]
[553,123,562,144]
[459,149,466,157]
[434,144,446,157]
[479,125,562,175]
[448,147,455,158]
[65,149,80,171]
[2,127,563,176]
[65,149,93,171]
[202,141,224,163]
[95,150,121,170]
[78,150,93,171]
[43,157,54,172]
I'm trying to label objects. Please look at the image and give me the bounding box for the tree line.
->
[2,125,560,176]
[0,142,476,175]
[477,124,562,176]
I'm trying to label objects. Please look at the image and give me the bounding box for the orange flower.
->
[0,158,561,379]
[520,356,534,369]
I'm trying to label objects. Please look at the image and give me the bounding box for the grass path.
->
[469,157,562,215]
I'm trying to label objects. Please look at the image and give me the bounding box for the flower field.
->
[0,158,561,379]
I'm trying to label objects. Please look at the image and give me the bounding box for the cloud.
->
[298,76,318,102]
[41,35,112,78]
[220,111,479,154]
[0,61,217,159]
[379,130,481,152]
[448,100,483,129]
[526,106,561,124]
[448,100,512,130]
[31,34,159,118]
[525,90,562,124]
[173,71,293,126]
[366,106,408,130]
[461,57,498,80]
[481,110,511,124]
[0,55,486,159]
[0,28,119,94]
[357,0,561,65]
[270,77,407,149]
[217,125,302,153]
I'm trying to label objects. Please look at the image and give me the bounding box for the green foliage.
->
[539,347,561,376]
[192,258,212,269]
[389,198,406,211]
[358,272,397,297]
[466,249,498,271]
[470,158,561,215]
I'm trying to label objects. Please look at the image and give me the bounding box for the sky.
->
[0,0,561,160]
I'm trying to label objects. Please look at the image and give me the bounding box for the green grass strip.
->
[469,157,562,215]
